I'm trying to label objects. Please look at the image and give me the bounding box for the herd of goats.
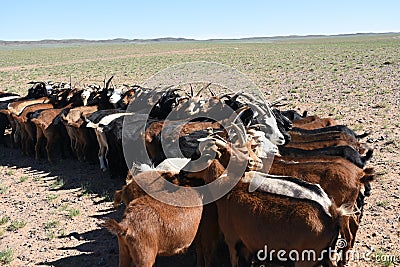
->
[0,78,375,267]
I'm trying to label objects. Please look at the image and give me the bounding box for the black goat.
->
[278,145,373,168]
[291,125,369,139]
[281,109,307,121]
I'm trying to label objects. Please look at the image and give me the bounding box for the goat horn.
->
[110,79,116,90]
[197,138,227,155]
[207,86,216,97]
[176,96,189,102]
[105,75,114,89]
[223,105,250,126]
[246,102,266,117]
[195,82,211,97]
[212,133,228,145]
[162,85,175,91]
[238,92,269,110]
[190,84,194,97]
[218,93,232,99]
[270,96,287,107]
[230,123,246,145]
[214,138,228,148]
[230,90,243,101]
[198,137,227,147]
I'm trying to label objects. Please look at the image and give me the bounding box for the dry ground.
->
[0,36,399,266]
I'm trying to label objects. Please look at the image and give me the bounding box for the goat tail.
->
[361,167,375,183]
[360,167,375,197]
[331,203,356,252]
[329,202,355,227]
[113,190,122,209]
[82,116,97,129]
[356,132,370,139]
[102,218,125,236]
[330,203,354,218]
[362,148,374,162]
[337,203,355,217]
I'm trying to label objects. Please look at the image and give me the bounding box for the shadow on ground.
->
[0,144,200,267]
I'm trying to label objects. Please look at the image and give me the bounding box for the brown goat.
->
[31,108,72,162]
[284,138,364,153]
[268,157,374,257]
[113,168,225,267]
[145,120,222,163]
[5,97,50,148]
[12,103,53,156]
[293,116,337,130]
[183,157,349,267]
[289,131,359,144]
[61,106,98,161]
[7,97,50,116]
[31,89,84,161]
[105,187,203,267]
[113,170,179,208]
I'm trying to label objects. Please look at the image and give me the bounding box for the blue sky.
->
[1,0,399,40]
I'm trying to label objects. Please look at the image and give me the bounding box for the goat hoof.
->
[101,168,108,172]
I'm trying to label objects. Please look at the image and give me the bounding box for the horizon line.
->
[1,31,399,43]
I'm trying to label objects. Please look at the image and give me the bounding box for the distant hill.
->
[0,32,398,46]
[0,37,196,46]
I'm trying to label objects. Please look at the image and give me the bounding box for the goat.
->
[105,177,202,267]
[173,90,286,146]
[281,109,308,121]
[291,125,369,139]
[0,93,20,145]
[289,131,360,144]
[30,89,84,162]
[278,145,373,169]
[25,81,52,99]
[112,162,226,267]
[86,111,135,172]
[268,157,375,255]
[233,92,286,145]
[98,113,151,179]
[292,116,337,129]
[284,137,365,153]
[85,87,184,175]
[12,102,54,156]
[145,105,274,165]
[6,96,52,148]
[7,87,73,151]
[145,120,221,165]
[124,87,185,116]
[182,153,351,267]
[179,135,345,266]
[61,106,99,162]
[7,97,50,117]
